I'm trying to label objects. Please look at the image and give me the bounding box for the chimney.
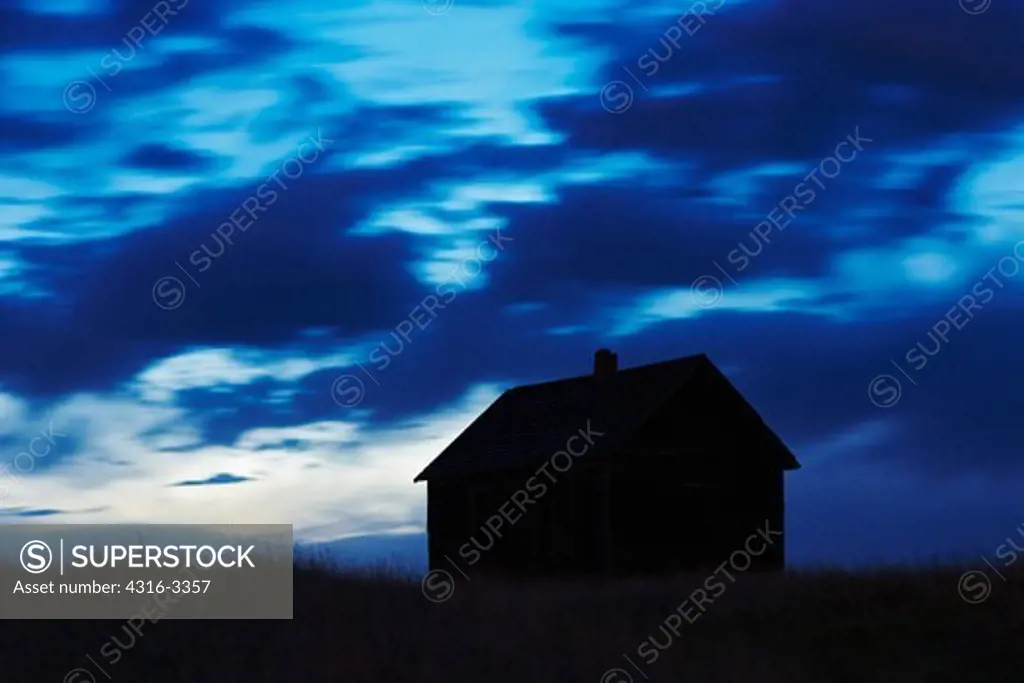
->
[593,348,618,381]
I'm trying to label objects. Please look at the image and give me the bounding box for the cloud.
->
[0,383,498,540]
[0,507,66,517]
[555,0,1024,165]
[171,472,253,487]
[122,143,216,172]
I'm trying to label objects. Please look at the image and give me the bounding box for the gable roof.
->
[413,353,799,482]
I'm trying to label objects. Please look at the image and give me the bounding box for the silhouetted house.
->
[413,350,800,578]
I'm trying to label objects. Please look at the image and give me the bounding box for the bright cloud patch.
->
[0,384,500,540]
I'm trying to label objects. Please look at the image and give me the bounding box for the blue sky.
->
[2,0,1024,566]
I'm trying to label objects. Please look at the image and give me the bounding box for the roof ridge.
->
[507,352,709,392]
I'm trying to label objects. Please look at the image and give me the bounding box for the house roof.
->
[413,353,799,482]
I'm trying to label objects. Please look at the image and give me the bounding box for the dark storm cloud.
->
[1,178,417,393]
[753,0,1024,104]
[546,0,1024,168]
[0,293,176,397]
[0,123,553,399]
[0,0,218,54]
[494,0,1024,307]
[172,381,316,448]
[463,143,970,299]
[3,508,65,518]
[480,181,843,292]
[0,114,106,152]
[122,143,216,172]
[170,472,253,486]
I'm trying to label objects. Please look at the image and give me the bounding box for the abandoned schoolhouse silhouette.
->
[414,350,800,577]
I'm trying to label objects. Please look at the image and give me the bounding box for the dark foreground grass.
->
[3,561,1021,682]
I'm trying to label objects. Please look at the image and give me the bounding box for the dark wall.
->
[427,467,590,577]
[425,479,461,570]
[605,459,782,575]
[609,458,709,574]
[711,466,784,571]
[429,460,785,577]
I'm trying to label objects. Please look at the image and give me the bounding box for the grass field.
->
[4,560,1021,683]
